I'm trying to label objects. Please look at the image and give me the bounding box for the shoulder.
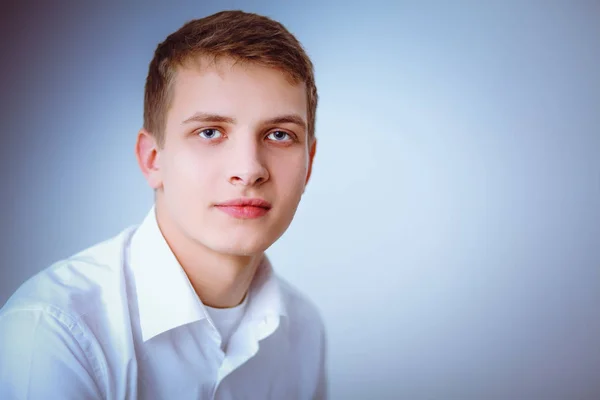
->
[0,226,136,320]
[0,227,138,398]
[274,275,328,395]
[276,275,326,337]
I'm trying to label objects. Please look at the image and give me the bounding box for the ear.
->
[305,138,317,186]
[135,129,163,190]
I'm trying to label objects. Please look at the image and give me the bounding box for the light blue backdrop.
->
[1,1,599,398]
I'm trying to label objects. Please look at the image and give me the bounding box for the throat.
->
[182,251,263,309]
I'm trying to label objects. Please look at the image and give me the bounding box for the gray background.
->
[1,1,599,398]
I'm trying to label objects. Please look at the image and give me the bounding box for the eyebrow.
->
[182,112,235,125]
[182,112,307,131]
[265,115,307,131]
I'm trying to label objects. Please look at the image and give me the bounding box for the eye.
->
[267,130,292,142]
[197,128,223,139]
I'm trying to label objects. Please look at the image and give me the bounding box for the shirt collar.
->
[246,255,288,322]
[129,206,207,342]
[128,206,287,342]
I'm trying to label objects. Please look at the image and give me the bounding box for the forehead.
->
[167,57,308,123]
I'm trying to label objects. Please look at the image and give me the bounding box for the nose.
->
[228,138,269,187]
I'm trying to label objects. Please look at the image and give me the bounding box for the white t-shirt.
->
[205,294,249,352]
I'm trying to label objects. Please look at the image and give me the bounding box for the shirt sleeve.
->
[0,307,104,399]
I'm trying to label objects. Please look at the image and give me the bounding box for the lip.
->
[215,198,272,219]
[216,198,272,208]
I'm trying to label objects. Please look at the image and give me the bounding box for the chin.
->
[211,219,289,255]
[201,230,276,257]
[209,240,271,257]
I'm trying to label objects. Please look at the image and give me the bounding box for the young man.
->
[0,10,326,399]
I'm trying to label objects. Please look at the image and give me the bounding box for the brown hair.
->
[143,10,318,148]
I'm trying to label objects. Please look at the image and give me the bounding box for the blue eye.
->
[198,128,223,139]
[267,131,291,141]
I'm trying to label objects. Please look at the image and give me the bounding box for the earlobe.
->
[135,129,163,189]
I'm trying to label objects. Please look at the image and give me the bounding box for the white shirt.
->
[0,207,327,399]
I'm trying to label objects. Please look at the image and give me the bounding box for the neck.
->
[154,202,263,309]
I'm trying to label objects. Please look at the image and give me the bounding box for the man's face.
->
[150,58,315,256]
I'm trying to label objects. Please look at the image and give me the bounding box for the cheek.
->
[163,147,217,193]
[272,154,309,198]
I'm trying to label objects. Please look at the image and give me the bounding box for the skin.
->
[135,57,317,309]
